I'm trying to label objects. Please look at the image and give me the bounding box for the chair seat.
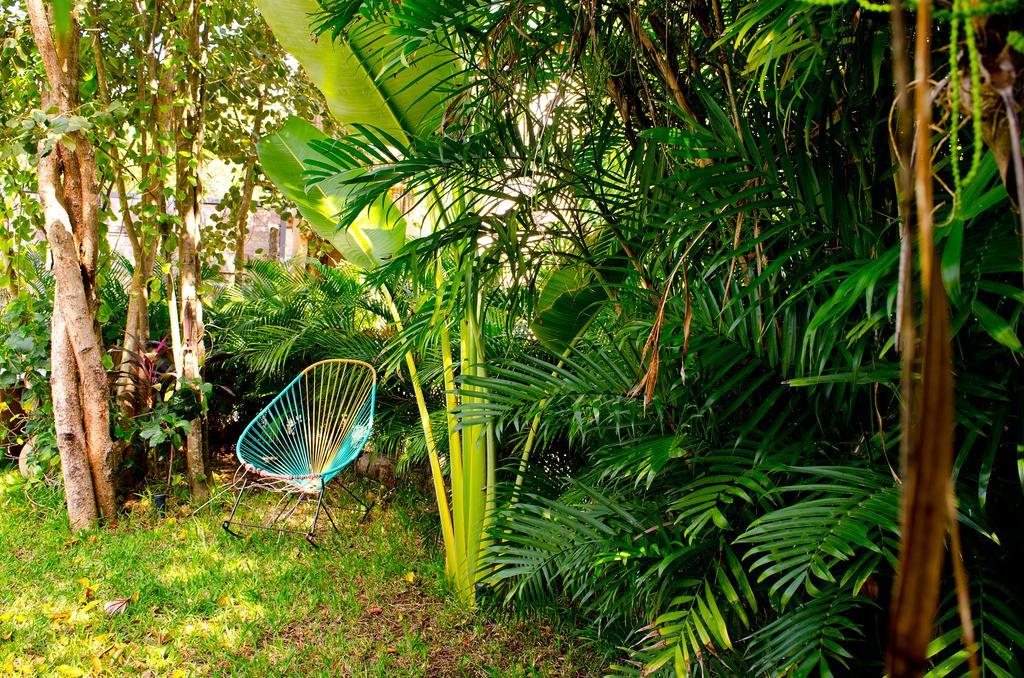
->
[238,462,323,494]
[236,360,377,491]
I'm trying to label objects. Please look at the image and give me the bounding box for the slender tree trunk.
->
[231,177,251,282]
[887,1,965,675]
[115,227,146,406]
[118,248,156,408]
[230,85,266,284]
[174,0,210,501]
[179,194,208,500]
[28,0,118,525]
[93,23,159,415]
[167,264,184,377]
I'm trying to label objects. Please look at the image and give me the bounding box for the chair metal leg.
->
[336,478,376,523]
[272,492,305,527]
[222,476,249,537]
[224,472,373,546]
[321,500,341,534]
[305,484,326,547]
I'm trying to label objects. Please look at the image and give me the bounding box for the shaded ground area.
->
[0,474,609,676]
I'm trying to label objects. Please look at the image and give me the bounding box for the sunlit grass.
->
[0,474,608,676]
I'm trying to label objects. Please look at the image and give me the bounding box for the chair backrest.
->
[237,359,376,486]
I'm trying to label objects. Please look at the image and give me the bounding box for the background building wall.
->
[104,197,304,272]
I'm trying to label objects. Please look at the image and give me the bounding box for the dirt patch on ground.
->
[247,579,599,676]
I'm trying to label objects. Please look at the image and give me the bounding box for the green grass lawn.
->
[0,473,608,676]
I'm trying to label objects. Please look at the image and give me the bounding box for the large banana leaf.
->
[256,0,457,265]
[254,0,452,142]
[257,116,406,270]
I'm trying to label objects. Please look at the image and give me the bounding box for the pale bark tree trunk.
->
[167,263,184,377]
[28,0,118,526]
[174,0,210,501]
[50,305,99,530]
[179,196,208,500]
[50,303,99,532]
[39,143,119,521]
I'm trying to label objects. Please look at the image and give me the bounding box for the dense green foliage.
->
[288,0,1024,674]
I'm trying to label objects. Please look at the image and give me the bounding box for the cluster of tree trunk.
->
[27,0,213,528]
[27,0,117,529]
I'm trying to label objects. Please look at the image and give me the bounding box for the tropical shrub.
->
[282,0,1024,673]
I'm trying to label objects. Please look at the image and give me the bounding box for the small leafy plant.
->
[0,293,56,471]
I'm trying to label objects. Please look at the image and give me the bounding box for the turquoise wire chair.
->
[223,359,377,545]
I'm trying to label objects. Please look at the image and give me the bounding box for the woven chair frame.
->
[222,359,377,545]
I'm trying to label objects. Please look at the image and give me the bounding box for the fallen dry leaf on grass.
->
[104,590,138,616]
[145,631,172,646]
[76,578,94,602]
